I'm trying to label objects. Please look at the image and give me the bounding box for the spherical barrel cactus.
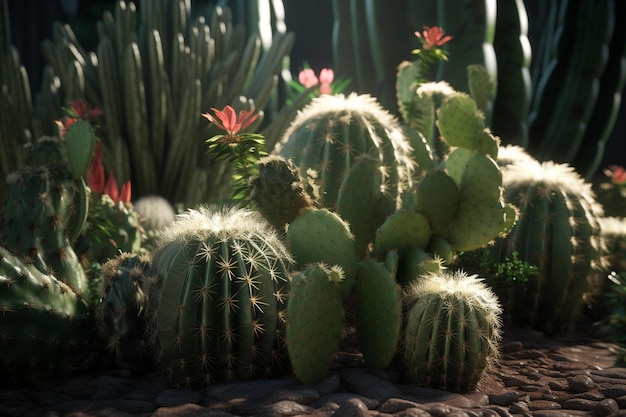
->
[285,263,345,384]
[97,252,155,372]
[274,93,415,251]
[148,206,293,387]
[490,147,608,334]
[133,195,177,232]
[402,271,502,393]
[1,136,90,296]
[0,247,93,386]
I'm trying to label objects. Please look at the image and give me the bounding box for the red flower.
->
[66,98,104,121]
[87,141,105,193]
[605,165,626,185]
[201,105,258,143]
[105,171,132,204]
[415,26,453,50]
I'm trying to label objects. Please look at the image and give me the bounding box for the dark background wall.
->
[4,0,624,174]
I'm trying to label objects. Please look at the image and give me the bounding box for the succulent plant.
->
[0,246,93,386]
[97,252,155,372]
[488,146,608,333]
[133,195,177,233]
[147,206,293,387]
[274,93,415,255]
[402,270,502,393]
[354,260,402,369]
[285,263,345,384]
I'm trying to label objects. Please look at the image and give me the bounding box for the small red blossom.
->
[415,26,453,50]
[298,68,318,88]
[201,105,258,143]
[105,171,132,204]
[605,165,626,185]
[56,99,103,138]
[86,141,105,193]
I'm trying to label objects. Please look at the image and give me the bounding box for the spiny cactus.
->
[354,260,402,369]
[39,0,294,206]
[285,263,345,384]
[274,93,415,256]
[0,247,93,387]
[402,270,502,393]
[489,146,608,333]
[1,134,92,296]
[147,206,293,387]
[97,252,155,372]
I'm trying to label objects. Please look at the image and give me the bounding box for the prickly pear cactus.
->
[148,206,293,387]
[354,260,402,369]
[274,93,415,229]
[286,208,356,300]
[402,271,502,392]
[0,247,93,386]
[97,252,155,372]
[286,263,345,384]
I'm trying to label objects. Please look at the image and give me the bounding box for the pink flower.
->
[297,68,334,94]
[87,141,105,193]
[105,171,132,204]
[415,26,453,50]
[201,105,258,143]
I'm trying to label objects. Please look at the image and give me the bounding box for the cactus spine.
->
[402,270,502,393]
[148,206,293,387]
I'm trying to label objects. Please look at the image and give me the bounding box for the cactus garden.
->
[2,0,626,415]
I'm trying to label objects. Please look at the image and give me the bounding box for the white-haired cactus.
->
[147,206,293,387]
[402,271,502,393]
[489,147,608,333]
[285,263,345,384]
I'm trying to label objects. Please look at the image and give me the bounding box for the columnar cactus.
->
[402,270,502,393]
[285,263,345,384]
[97,252,155,372]
[147,206,293,387]
[0,247,93,386]
[489,146,608,333]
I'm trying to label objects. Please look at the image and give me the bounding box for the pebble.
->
[1,328,625,417]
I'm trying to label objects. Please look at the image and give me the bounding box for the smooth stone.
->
[332,398,369,417]
[339,368,403,403]
[152,403,237,417]
[592,398,619,417]
[488,390,520,406]
[567,374,596,393]
[155,388,203,407]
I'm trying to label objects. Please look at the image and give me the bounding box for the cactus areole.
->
[149,206,293,387]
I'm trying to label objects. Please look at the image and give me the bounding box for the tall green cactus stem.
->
[491,0,531,147]
[354,260,402,369]
[97,252,154,371]
[527,0,618,175]
[402,270,502,392]
[249,155,320,232]
[0,247,93,386]
[286,263,344,384]
[1,136,91,296]
[40,0,295,206]
[148,206,293,387]
[490,148,608,333]
[275,93,415,212]
[286,208,356,301]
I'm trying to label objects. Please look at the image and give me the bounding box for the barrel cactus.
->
[489,146,608,333]
[147,206,293,387]
[402,270,502,393]
[97,252,156,372]
[274,93,415,255]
